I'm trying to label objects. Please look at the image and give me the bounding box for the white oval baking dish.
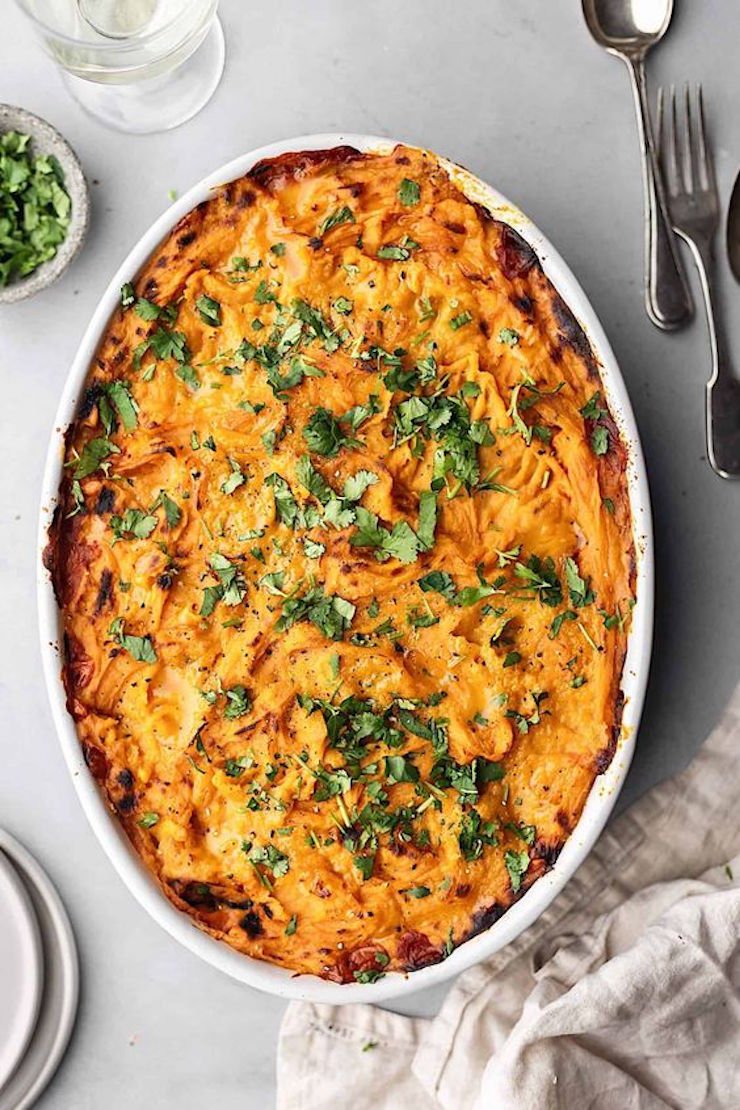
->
[37,133,654,1004]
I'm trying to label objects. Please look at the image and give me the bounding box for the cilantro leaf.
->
[277,586,355,640]
[303,407,358,458]
[418,570,456,599]
[319,205,354,236]
[504,848,530,893]
[134,297,161,321]
[105,381,138,431]
[385,754,419,784]
[342,469,378,502]
[223,685,251,719]
[416,489,437,552]
[458,810,498,861]
[498,327,520,346]
[154,491,181,528]
[563,556,595,607]
[591,425,609,455]
[377,236,419,261]
[195,293,222,326]
[71,437,120,479]
[109,617,157,663]
[350,506,420,565]
[110,508,157,543]
[265,473,302,528]
[175,364,200,391]
[220,457,246,496]
[549,609,577,638]
[514,555,562,607]
[246,842,290,879]
[0,131,71,287]
[295,454,334,504]
[398,178,421,207]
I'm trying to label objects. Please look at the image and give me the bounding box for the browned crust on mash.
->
[47,144,634,982]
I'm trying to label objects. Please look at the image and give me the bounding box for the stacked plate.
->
[0,830,78,1109]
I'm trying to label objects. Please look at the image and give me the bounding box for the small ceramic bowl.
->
[0,104,90,304]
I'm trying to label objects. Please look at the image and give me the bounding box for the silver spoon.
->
[727,169,740,283]
[583,0,692,330]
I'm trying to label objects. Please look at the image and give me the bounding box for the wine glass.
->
[14,0,225,134]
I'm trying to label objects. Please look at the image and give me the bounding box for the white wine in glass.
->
[16,0,225,133]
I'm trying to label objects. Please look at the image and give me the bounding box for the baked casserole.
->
[45,145,634,983]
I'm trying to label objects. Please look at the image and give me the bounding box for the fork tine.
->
[663,84,681,196]
[682,83,696,193]
[656,85,664,158]
[695,83,716,192]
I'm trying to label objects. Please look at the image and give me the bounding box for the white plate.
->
[0,850,42,1093]
[37,133,654,1004]
[0,830,79,1110]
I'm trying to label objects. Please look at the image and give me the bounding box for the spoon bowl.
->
[727,170,740,284]
[583,0,673,54]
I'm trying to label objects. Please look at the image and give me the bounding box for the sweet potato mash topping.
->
[47,145,634,981]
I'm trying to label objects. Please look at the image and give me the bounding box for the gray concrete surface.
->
[1,1,739,1105]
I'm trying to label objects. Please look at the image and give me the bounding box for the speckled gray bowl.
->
[0,105,90,304]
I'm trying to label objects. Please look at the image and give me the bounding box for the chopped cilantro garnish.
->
[398,178,421,206]
[200,553,247,616]
[449,310,473,330]
[549,610,577,638]
[0,131,71,287]
[350,506,420,565]
[220,457,246,495]
[418,570,456,599]
[580,392,610,455]
[246,841,290,879]
[354,855,375,880]
[563,556,595,608]
[104,381,138,432]
[591,425,609,455]
[319,205,354,236]
[504,848,530,892]
[498,327,520,346]
[385,754,419,784]
[175,364,200,390]
[416,490,437,552]
[195,293,222,326]
[70,437,120,480]
[110,508,157,543]
[514,555,562,607]
[377,236,419,261]
[459,810,498,861]
[108,617,157,663]
[223,685,251,719]
[303,407,359,458]
[277,586,355,640]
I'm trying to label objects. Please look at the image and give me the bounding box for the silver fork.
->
[657,83,740,479]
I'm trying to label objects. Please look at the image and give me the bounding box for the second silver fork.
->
[657,83,740,479]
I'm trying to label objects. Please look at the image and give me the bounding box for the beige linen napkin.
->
[277,685,740,1109]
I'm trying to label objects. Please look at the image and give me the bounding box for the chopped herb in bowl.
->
[0,104,89,303]
[0,129,71,287]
